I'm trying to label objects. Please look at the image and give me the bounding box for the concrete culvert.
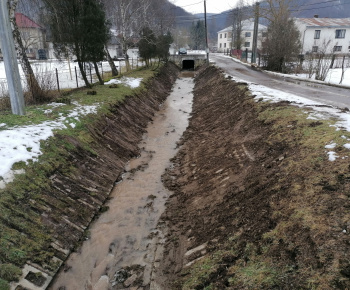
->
[182,60,195,70]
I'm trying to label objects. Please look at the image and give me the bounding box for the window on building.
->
[244,42,250,47]
[312,46,318,53]
[224,43,226,48]
[314,30,320,39]
[220,43,222,48]
[334,45,342,52]
[245,32,251,37]
[335,29,346,38]
[224,33,227,38]
[220,34,222,39]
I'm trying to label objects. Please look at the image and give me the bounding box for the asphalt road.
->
[211,53,350,109]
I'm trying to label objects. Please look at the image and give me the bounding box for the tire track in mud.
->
[158,65,285,289]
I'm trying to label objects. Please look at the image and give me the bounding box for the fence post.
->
[55,68,60,92]
[75,66,78,88]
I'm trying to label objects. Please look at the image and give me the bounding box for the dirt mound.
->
[159,65,350,289]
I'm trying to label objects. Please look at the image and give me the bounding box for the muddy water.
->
[50,73,194,290]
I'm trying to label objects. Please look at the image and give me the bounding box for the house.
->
[217,19,267,53]
[295,17,350,55]
[15,13,47,59]
[0,13,46,60]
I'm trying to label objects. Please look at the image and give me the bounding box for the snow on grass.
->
[296,68,350,88]
[105,77,142,88]
[0,102,99,189]
[325,143,337,149]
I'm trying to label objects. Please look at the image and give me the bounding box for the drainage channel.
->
[49,72,195,290]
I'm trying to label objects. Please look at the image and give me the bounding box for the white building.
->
[217,19,267,52]
[295,17,350,54]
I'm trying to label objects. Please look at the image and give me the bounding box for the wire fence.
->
[0,58,144,97]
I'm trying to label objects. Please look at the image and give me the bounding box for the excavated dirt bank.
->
[9,63,179,289]
[159,65,350,289]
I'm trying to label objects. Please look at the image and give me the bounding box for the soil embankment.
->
[159,65,350,289]
[8,64,179,289]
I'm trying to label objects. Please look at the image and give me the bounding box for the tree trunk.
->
[124,51,131,71]
[104,46,118,76]
[8,0,43,102]
[77,61,91,88]
[93,61,104,85]
[340,55,346,84]
[330,54,336,69]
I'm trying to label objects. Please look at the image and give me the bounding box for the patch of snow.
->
[0,169,25,189]
[47,102,66,108]
[0,121,66,179]
[0,101,100,187]
[344,144,350,149]
[327,151,339,162]
[325,143,337,149]
[105,77,142,88]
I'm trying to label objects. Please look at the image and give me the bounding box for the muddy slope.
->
[6,63,179,288]
[159,65,350,289]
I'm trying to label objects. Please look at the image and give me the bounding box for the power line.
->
[291,1,350,11]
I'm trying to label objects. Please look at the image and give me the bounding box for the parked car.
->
[179,48,187,55]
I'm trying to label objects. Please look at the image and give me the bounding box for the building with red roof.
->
[0,13,46,59]
[14,13,46,59]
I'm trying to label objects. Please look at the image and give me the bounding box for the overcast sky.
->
[170,0,235,14]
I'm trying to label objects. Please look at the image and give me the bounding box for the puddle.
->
[50,75,195,289]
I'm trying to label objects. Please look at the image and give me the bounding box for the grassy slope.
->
[0,68,158,288]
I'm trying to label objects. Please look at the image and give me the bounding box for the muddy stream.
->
[50,73,195,290]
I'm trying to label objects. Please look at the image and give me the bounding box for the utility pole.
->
[0,1,25,115]
[251,2,260,64]
[204,0,209,63]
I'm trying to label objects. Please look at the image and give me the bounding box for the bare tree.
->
[104,45,118,76]
[230,0,250,50]
[102,0,174,72]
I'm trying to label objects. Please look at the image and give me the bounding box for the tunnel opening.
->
[182,59,195,70]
